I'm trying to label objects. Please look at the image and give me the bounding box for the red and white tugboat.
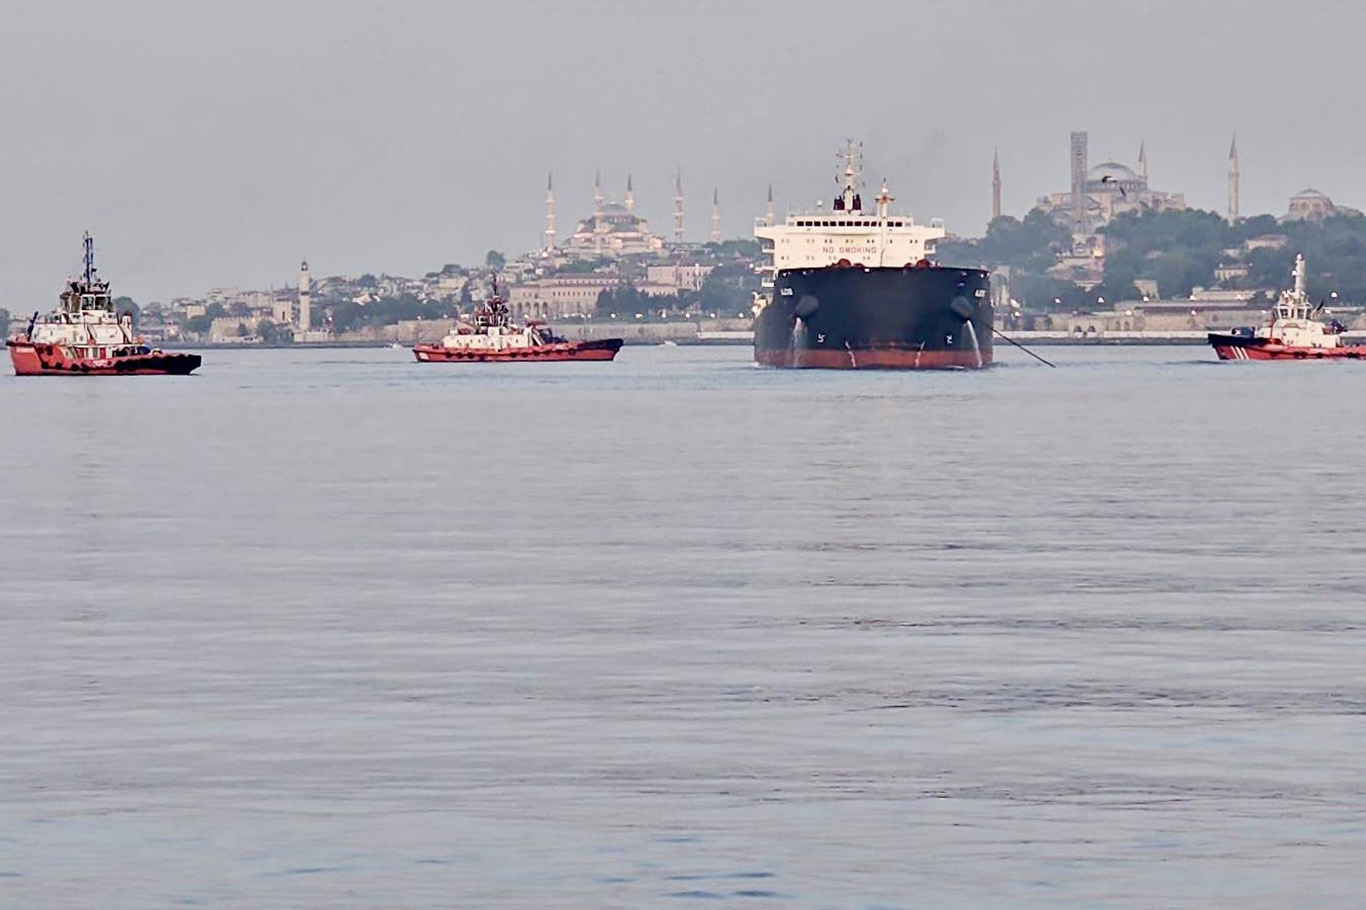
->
[6,234,201,376]
[1209,254,1366,361]
[412,280,622,363]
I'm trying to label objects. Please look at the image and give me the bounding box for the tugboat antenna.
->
[83,232,96,284]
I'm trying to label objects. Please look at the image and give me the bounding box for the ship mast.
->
[875,179,894,266]
[83,232,97,285]
[836,139,863,212]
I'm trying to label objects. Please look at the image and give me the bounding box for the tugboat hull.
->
[755,264,993,369]
[1208,334,1366,361]
[7,340,201,376]
[413,338,623,363]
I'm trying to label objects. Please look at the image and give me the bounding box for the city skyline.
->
[2,0,1364,304]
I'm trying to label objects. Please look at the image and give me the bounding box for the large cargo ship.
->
[6,234,201,376]
[753,142,993,369]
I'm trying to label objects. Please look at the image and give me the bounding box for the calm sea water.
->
[2,344,1366,909]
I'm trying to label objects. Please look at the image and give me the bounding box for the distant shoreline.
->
[159,329,1366,351]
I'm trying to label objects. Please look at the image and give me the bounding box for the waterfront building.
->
[507,274,621,320]
[645,264,712,293]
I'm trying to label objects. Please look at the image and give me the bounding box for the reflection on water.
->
[2,345,1366,908]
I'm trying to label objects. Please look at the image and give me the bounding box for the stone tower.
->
[711,188,721,242]
[1070,130,1088,232]
[1228,135,1240,224]
[991,149,1001,221]
[593,168,603,216]
[298,260,311,333]
[625,173,635,214]
[1137,140,1148,184]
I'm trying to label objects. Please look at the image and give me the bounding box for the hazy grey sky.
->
[2,0,1363,305]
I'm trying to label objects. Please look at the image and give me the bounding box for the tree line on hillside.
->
[939,207,1366,309]
[595,262,758,317]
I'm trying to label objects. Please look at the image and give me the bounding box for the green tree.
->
[706,239,762,259]
[485,250,506,271]
[257,320,292,345]
[595,288,615,316]
[697,262,757,315]
[555,258,611,275]
[1008,274,1090,311]
[184,314,213,335]
[597,283,651,316]
[939,210,1071,273]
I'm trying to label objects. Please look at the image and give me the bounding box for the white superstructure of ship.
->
[752,141,947,309]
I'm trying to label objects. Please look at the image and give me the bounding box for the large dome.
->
[1088,161,1139,183]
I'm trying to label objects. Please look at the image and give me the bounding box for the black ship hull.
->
[754,263,993,369]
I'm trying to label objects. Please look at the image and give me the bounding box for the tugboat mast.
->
[83,232,97,285]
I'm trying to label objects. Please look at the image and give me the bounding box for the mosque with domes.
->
[564,172,666,256]
[1035,131,1186,233]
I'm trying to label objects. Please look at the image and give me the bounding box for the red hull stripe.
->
[755,347,991,369]
[8,343,200,376]
[412,344,619,363]
[1212,343,1366,361]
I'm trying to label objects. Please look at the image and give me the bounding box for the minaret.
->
[764,184,776,226]
[1228,135,1240,225]
[298,259,311,333]
[991,149,1002,221]
[543,172,556,251]
[625,173,635,214]
[673,168,684,242]
[1137,140,1148,185]
[593,168,604,216]
[710,188,721,242]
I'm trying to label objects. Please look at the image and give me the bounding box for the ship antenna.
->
[83,232,96,284]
